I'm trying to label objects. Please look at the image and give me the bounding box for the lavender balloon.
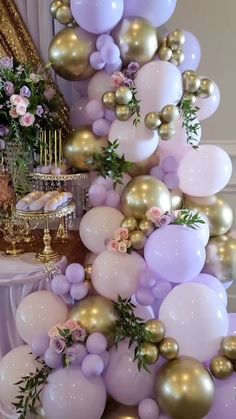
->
[105,189,120,208]
[105,59,123,74]
[31,333,50,357]
[86,332,107,354]
[89,184,107,206]
[135,287,155,306]
[81,354,104,377]
[178,30,201,73]
[152,280,172,300]
[44,348,63,369]
[90,51,105,70]
[66,263,85,284]
[139,269,157,288]
[66,344,87,365]
[70,97,93,128]
[124,0,177,27]
[138,398,160,419]
[92,118,110,137]
[70,282,89,300]
[101,43,120,64]
[86,99,104,121]
[51,274,70,296]
[208,375,236,419]
[96,34,114,51]
[228,313,236,336]
[163,172,179,190]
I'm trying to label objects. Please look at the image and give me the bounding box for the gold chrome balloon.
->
[130,230,146,250]
[159,338,179,360]
[115,105,132,121]
[103,404,139,419]
[63,127,107,171]
[204,235,236,283]
[102,91,116,109]
[113,17,158,66]
[171,48,185,66]
[145,112,162,130]
[84,264,92,281]
[209,355,233,380]
[55,5,73,25]
[127,151,160,177]
[155,357,214,419]
[138,219,155,237]
[185,194,233,236]
[182,70,201,93]
[166,29,185,51]
[144,319,166,343]
[171,188,183,210]
[161,105,180,123]
[158,46,172,61]
[182,92,197,105]
[221,336,236,361]
[139,342,159,364]
[159,123,176,140]
[121,175,171,220]
[197,78,215,98]
[115,86,133,105]
[48,27,96,80]
[121,217,138,232]
[50,0,63,17]
[69,295,117,336]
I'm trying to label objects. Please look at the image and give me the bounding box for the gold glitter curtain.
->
[0,0,69,132]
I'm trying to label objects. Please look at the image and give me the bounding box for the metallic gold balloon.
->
[171,48,185,66]
[121,175,171,220]
[145,112,162,130]
[159,123,176,140]
[171,188,183,210]
[166,29,185,51]
[161,105,180,123]
[127,151,160,177]
[63,127,107,171]
[209,355,233,380]
[204,235,236,283]
[155,357,214,419]
[139,342,159,364]
[130,230,146,250]
[115,105,132,121]
[113,17,158,66]
[49,27,96,80]
[197,78,215,98]
[138,219,155,237]
[221,336,236,361]
[145,319,166,343]
[70,295,117,336]
[102,91,116,109]
[182,70,201,93]
[102,404,139,419]
[50,0,63,17]
[121,217,138,232]
[56,5,73,25]
[158,46,172,61]
[84,264,92,281]
[115,86,133,105]
[185,194,233,237]
[182,92,197,105]
[159,338,179,360]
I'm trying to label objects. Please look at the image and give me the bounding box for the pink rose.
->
[16,103,27,116]
[107,239,119,252]
[65,319,78,331]
[10,94,24,106]
[117,242,127,253]
[48,325,60,338]
[9,108,19,119]
[111,71,125,88]
[21,97,29,107]
[113,227,129,241]
[146,207,163,223]
[19,112,35,127]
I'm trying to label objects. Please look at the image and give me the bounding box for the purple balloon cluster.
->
[135,268,172,307]
[81,332,110,378]
[86,98,115,137]
[51,263,89,302]
[90,34,122,74]
[89,176,121,208]
[150,156,179,190]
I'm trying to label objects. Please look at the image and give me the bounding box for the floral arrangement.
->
[108,227,132,253]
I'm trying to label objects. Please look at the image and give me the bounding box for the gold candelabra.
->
[0,215,27,256]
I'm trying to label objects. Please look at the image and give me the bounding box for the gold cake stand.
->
[15,201,76,263]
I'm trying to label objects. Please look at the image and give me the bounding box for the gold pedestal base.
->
[36,250,60,264]
[5,247,24,256]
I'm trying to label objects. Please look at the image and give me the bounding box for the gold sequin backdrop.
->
[0,0,69,132]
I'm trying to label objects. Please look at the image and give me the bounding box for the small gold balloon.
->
[138,219,155,237]
[63,127,107,171]
[159,122,176,140]
[50,0,63,17]
[55,4,73,24]
[158,46,173,61]
[171,188,183,210]
[69,295,117,336]
[121,217,138,232]
[121,175,171,220]
[113,17,158,66]
[204,235,236,283]
[48,27,96,81]
[84,264,92,281]
[127,150,160,177]
[159,337,179,360]
[182,70,201,93]
[102,403,139,419]
[159,36,167,47]
[161,105,180,123]
[155,357,214,419]
[209,355,233,380]
[166,29,185,51]
[115,86,133,105]
[221,336,236,361]
[144,319,166,343]
[197,78,215,98]
[185,194,233,236]
[102,91,116,109]
[139,342,159,364]
[115,105,132,121]
[145,112,162,130]
[171,48,185,66]
[182,92,197,105]
[130,230,146,250]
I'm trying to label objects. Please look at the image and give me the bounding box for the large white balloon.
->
[159,283,228,361]
[79,206,124,254]
[108,119,159,163]
[92,250,146,301]
[16,291,68,344]
[135,61,183,115]
[88,70,114,101]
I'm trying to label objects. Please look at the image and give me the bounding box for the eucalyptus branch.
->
[179,99,200,148]
[174,209,205,229]
[129,88,141,126]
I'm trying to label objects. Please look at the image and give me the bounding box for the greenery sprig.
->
[13,359,51,419]
[174,209,205,229]
[128,88,141,126]
[179,99,200,148]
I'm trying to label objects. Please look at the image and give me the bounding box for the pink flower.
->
[19,112,35,127]
[29,73,40,83]
[9,108,19,118]
[146,207,163,223]
[72,327,86,342]
[107,239,119,252]
[65,319,78,331]
[113,227,129,241]
[117,241,127,253]
[111,71,125,88]
[21,97,29,107]
[16,103,27,116]
[10,94,24,106]
[48,325,60,338]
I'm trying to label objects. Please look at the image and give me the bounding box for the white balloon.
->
[88,70,114,101]
[108,119,159,163]
[177,209,210,247]
[16,291,68,344]
[79,206,124,254]
[135,61,183,114]
[92,250,146,301]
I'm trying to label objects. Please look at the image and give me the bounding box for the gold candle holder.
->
[38,129,63,168]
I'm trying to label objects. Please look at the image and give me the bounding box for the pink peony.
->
[19,112,35,127]
[113,227,129,241]
[72,327,86,342]
[10,94,24,106]
[111,71,125,88]
[21,97,29,107]
[9,108,19,118]
[65,319,78,331]
[16,103,27,116]
[117,241,127,253]
[146,207,163,223]
[107,239,118,252]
